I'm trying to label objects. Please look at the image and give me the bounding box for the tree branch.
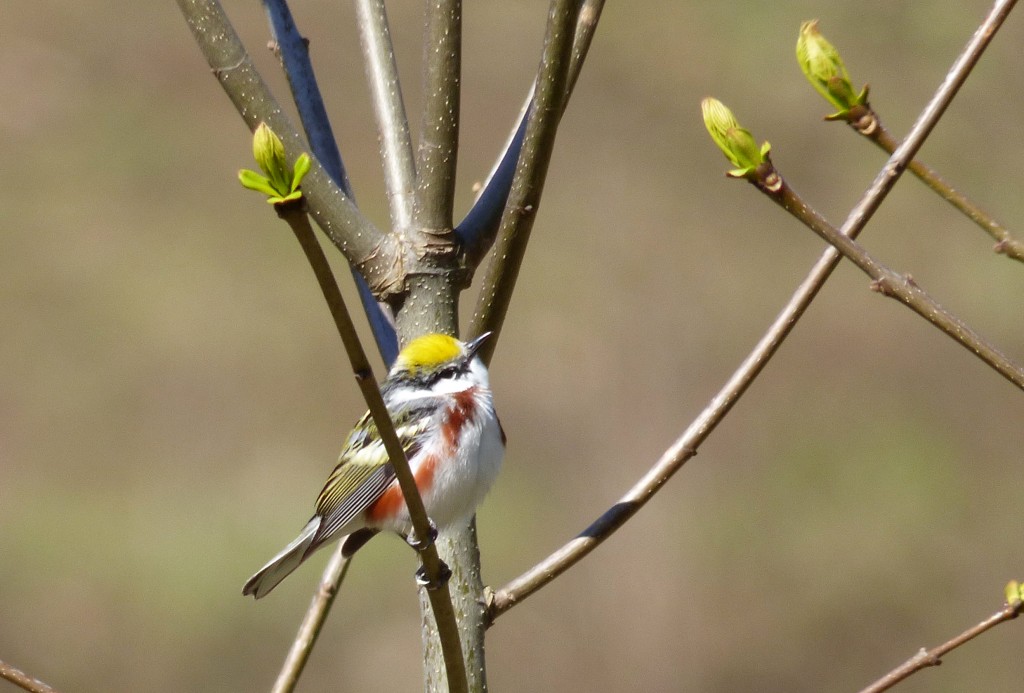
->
[263,0,352,195]
[858,592,1022,693]
[271,549,353,693]
[803,19,1024,265]
[457,0,604,277]
[263,0,399,365]
[176,0,403,298]
[765,171,1024,390]
[488,0,1019,619]
[869,123,1024,263]
[356,0,417,231]
[467,0,582,365]
[834,0,1017,243]
[0,659,59,693]
[414,0,462,232]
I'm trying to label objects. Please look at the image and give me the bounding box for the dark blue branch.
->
[454,108,528,264]
[263,0,399,366]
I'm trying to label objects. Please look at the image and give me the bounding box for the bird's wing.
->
[312,404,431,543]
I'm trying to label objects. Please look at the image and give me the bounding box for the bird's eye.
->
[439,365,459,379]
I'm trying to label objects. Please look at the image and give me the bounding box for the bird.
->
[242,332,505,599]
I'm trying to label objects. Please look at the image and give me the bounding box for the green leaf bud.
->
[239,123,310,206]
[701,97,771,178]
[797,20,868,116]
[1006,580,1023,607]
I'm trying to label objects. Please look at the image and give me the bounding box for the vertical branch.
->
[414,0,462,231]
[468,0,581,364]
[264,0,399,365]
[456,0,604,269]
[356,0,417,230]
[263,0,352,193]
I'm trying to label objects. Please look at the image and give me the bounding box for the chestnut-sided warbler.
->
[243,332,505,599]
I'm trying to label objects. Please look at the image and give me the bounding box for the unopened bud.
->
[701,97,771,178]
[797,20,867,116]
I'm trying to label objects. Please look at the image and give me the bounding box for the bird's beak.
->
[465,331,492,358]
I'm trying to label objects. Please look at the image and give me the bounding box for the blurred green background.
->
[2,2,1022,691]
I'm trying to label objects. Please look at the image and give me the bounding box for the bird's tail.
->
[242,517,320,599]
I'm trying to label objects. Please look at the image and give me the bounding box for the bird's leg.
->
[406,519,450,590]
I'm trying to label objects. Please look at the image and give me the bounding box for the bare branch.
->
[271,550,353,693]
[264,0,399,364]
[488,0,1020,618]
[870,124,1024,263]
[468,0,582,364]
[858,595,1022,693]
[263,0,352,195]
[356,0,417,230]
[414,0,462,231]
[457,0,604,271]
[176,0,400,297]
[0,659,59,693]
[766,172,1024,390]
[802,20,1024,265]
[838,0,1018,242]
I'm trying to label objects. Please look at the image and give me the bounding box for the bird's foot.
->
[405,519,439,552]
[415,561,452,591]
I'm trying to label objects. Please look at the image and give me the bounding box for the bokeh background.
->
[3,2,1022,691]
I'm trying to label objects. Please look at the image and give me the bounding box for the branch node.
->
[869,277,894,296]
[913,647,942,668]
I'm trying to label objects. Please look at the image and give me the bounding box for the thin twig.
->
[271,550,353,693]
[176,0,401,297]
[487,0,1018,619]
[768,174,1024,390]
[458,0,604,276]
[278,205,468,693]
[838,0,1017,242]
[869,124,1024,263]
[0,658,59,693]
[356,0,416,230]
[467,0,582,365]
[858,598,1022,693]
[264,0,399,365]
[414,0,462,231]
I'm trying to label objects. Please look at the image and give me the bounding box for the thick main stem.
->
[393,273,487,693]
